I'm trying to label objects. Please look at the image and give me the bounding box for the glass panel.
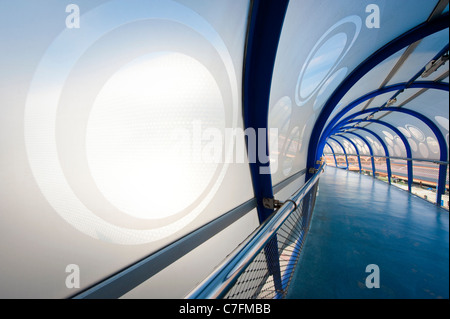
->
[325,155,337,167]
[328,51,405,120]
[411,160,440,205]
[360,156,374,176]
[329,140,345,154]
[359,131,387,157]
[391,159,410,191]
[397,89,450,161]
[347,155,361,171]
[447,164,450,189]
[0,0,251,298]
[374,157,389,183]
[348,135,371,156]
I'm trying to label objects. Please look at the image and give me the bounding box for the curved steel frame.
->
[325,142,338,167]
[329,137,349,169]
[334,107,448,203]
[243,0,290,224]
[334,119,414,191]
[334,126,393,183]
[306,12,449,180]
[242,0,290,295]
[344,132,377,177]
[318,82,449,158]
[335,135,363,173]
[355,127,392,183]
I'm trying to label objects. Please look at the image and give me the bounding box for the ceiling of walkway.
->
[274,0,450,166]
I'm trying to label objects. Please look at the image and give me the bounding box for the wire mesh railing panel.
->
[223,247,276,299]
[223,183,319,299]
[185,165,325,299]
[277,183,318,298]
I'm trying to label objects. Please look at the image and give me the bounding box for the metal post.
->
[437,164,447,207]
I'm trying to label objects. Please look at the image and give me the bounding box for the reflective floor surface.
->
[286,167,449,299]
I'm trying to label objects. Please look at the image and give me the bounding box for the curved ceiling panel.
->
[316,3,448,167]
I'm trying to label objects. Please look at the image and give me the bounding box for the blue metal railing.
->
[186,163,326,299]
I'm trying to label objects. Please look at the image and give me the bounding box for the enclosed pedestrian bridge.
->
[0,0,448,299]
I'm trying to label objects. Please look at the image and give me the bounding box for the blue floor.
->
[286,167,449,299]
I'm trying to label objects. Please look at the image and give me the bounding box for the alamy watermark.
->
[365,264,380,289]
[170,120,279,175]
[66,4,80,29]
[65,264,80,289]
[365,4,381,29]
[66,3,380,30]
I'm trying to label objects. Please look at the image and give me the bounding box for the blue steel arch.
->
[325,142,338,167]
[317,82,449,159]
[335,119,414,191]
[324,42,449,147]
[306,12,449,180]
[335,126,394,184]
[334,134,362,173]
[242,0,290,295]
[333,108,449,163]
[329,137,349,169]
[342,132,377,177]
[243,0,290,224]
[331,107,449,204]
[317,43,449,155]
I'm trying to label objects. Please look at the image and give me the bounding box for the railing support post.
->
[436,164,447,207]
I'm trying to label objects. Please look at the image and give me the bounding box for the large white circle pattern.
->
[295,16,362,107]
[406,124,425,142]
[398,127,412,138]
[24,1,239,245]
[383,131,394,140]
[86,53,224,220]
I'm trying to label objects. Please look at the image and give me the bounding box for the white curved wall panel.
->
[120,209,260,299]
[0,0,252,298]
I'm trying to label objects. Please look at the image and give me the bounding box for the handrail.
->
[185,163,326,299]
[324,153,450,165]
